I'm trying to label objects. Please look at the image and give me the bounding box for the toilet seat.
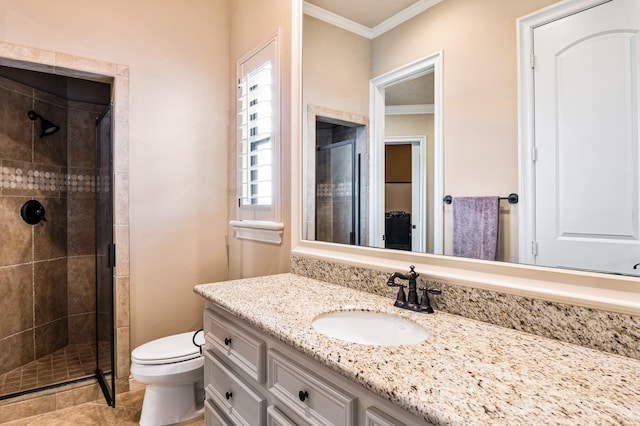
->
[130,354,204,384]
[132,331,204,365]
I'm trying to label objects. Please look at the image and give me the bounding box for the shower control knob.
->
[20,200,47,225]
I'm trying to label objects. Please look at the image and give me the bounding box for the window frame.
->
[231,31,283,243]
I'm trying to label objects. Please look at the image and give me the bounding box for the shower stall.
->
[315,117,367,246]
[0,65,115,404]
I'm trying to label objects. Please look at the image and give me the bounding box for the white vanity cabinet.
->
[203,304,432,426]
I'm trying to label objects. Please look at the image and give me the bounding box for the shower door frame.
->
[95,106,116,406]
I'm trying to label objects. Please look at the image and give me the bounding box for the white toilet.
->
[131,331,205,426]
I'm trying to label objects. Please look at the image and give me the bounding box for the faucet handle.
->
[394,285,407,308]
[388,281,407,307]
[418,287,441,314]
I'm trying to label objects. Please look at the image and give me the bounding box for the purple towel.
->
[453,196,500,261]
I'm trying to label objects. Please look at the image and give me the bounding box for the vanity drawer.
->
[205,308,266,383]
[365,407,406,426]
[267,405,297,426]
[268,349,356,426]
[205,398,232,426]
[205,350,266,426]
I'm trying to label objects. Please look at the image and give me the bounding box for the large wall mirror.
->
[301,0,640,278]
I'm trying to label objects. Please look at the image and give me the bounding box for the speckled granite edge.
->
[291,254,640,361]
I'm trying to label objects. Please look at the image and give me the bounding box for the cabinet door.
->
[205,350,266,426]
[268,349,356,426]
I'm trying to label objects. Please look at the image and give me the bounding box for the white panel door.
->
[533,0,640,275]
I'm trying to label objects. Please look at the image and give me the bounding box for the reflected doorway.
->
[519,0,640,276]
[369,51,443,254]
[384,137,426,252]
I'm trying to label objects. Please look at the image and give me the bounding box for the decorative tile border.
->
[316,182,353,197]
[0,167,109,193]
[291,254,640,361]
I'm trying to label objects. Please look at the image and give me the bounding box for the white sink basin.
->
[311,311,428,346]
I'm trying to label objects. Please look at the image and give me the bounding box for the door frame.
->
[369,51,443,253]
[517,0,610,264]
[385,137,427,252]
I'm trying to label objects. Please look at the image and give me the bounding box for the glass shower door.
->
[95,107,115,406]
[316,140,357,245]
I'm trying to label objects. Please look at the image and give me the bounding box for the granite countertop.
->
[194,273,640,425]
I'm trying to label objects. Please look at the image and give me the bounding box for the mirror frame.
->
[290,0,640,316]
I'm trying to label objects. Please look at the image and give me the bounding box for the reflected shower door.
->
[95,106,115,406]
[316,140,357,245]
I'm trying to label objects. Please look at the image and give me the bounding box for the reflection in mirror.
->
[302,0,640,277]
[384,139,424,252]
[384,75,433,253]
[310,107,368,245]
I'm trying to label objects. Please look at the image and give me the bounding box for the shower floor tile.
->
[0,342,110,397]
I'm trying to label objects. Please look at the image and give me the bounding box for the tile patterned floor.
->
[0,343,110,398]
[3,388,204,425]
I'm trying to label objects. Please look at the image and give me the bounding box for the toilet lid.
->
[131,331,204,365]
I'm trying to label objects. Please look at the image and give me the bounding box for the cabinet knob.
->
[225,391,233,400]
[224,337,232,346]
[298,390,309,402]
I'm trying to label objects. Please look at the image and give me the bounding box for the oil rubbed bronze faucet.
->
[387,265,441,313]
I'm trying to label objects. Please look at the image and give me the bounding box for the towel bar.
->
[443,193,518,205]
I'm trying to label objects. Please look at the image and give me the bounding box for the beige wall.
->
[0,0,231,347]
[227,0,292,279]
[303,15,371,117]
[373,0,556,195]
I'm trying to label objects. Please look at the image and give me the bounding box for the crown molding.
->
[371,0,442,38]
[304,0,442,39]
[303,2,372,38]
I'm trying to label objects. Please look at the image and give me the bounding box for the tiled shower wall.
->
[0,74,106,376]
[315,124,357,244]
[67,100,107,348]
